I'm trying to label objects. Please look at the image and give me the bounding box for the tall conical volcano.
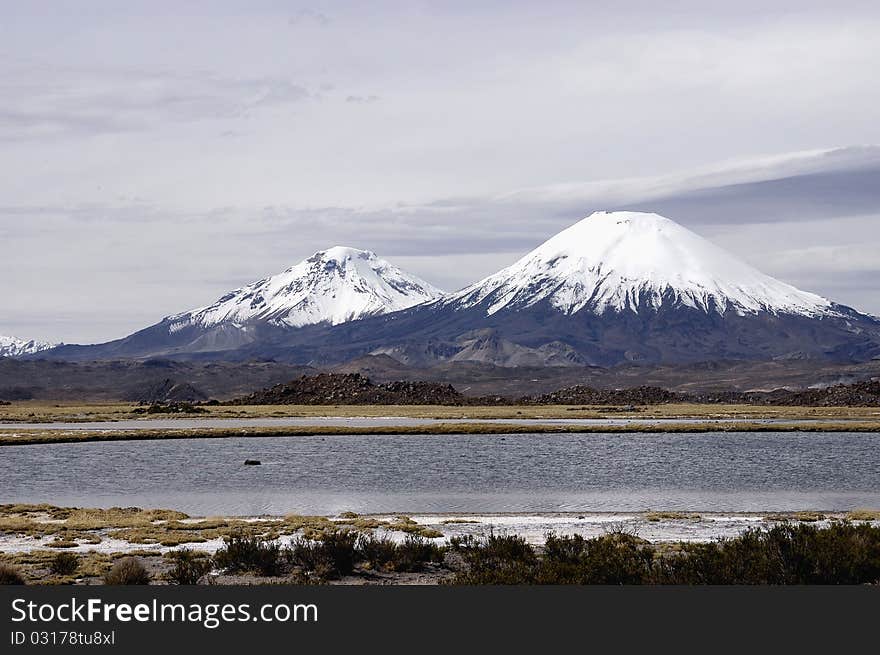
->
[445,211,834,318]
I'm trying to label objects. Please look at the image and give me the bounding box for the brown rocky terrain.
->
[226,373,880,407]
[690,380,880,407]
[125,378,209,404]
[526,385,682,405]
[228,373,468,406]
[2,356,880,404]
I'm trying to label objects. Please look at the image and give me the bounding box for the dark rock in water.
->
[244,459,261,466]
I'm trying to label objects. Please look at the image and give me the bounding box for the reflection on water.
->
[1,432,878,515]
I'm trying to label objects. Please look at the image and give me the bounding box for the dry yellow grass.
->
[0,504,447,546]
[3,400,880,425]
[845,509,880,521]
[0,550,114,584]
[764,511,827,523]
[643,512,702,522]
[2,419,880,447]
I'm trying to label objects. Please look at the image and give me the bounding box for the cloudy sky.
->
[2,1,880,344]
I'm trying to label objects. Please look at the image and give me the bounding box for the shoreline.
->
[3,419,880,446]
[4,401,880,423]
[4,505,878,585]
[3,505,878,550]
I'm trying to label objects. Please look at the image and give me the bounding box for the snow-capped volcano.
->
[169,246,443,331]
[0,334,57,358]
[447,211,834,318]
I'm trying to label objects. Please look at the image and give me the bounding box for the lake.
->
[1,432,878,515]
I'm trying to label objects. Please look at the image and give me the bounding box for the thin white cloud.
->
[0,62,311,141]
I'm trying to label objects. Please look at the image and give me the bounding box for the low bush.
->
[50,552,80,576]
[449,534,538,584]
[165,549,213,585]
[104,557,151,585]
[654,522,880,585]
[359,534,444,572]
[214,533,283,576]
[0,563,25,585]
[538,532,654,584]
[389,535,445,572]
[356,533,398,571]
[287,530,358,579]
[449,523,880,585]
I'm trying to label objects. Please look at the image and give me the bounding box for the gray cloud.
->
[634,166,880,225]
[5,146,880,344]
[288,9,330,27]
[3,3,880,342]
[0,64,310,141]
[345,95,380,104]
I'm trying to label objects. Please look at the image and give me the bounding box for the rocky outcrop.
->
[229,373,466,406]
[126,378,209,404]
[526,385,682,405]
[693,380,880,407]
[226,373,880,408]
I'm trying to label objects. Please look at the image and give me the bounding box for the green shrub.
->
[287,530,358,579]
[450,534,538,584]
[104,557,150,585]
[538,532,654,584]
[0,563,25,585]
[50,552,80,576]
[448,524,880,585]
[653,522,880,585]
[357,533,398,571]
[165,549,213,585]
[214,533,283,576]
[358,534,445,572]
[390,535,445,572]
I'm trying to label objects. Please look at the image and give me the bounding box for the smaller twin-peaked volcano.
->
[48,247,442,359]
[169,246,442,331]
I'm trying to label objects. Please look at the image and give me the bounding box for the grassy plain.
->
[2,420,880,447]
[3,400,880,424]
[2,400,880,446]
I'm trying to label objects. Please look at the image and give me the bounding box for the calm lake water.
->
[1,432,878,515]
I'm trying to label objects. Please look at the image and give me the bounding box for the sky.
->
[2,1,880,344]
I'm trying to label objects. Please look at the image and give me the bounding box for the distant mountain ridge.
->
[0,334,57,358]
[39,212,880,366]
